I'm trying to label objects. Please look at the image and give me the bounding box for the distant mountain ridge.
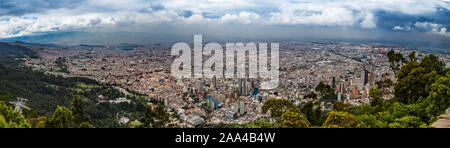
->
[0,42,38,66]
[2,31,450,54]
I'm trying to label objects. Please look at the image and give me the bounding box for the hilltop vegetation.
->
[0,42,145,128]
[0,42,38,66]
[216,51,449,128]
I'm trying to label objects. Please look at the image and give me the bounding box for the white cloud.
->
[360,13,376,28]
[393,26,405,30]
[437,27,450,36]
[414,22,441,32]
[220,12,261,24]
[268,7,358,26]
[393,26,412,31]
[414,22,450,36]
[440,27,447,34]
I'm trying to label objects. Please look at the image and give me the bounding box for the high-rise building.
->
[214,98,219,110]
[207,95,212,109]
[210,100,215,110]
[369,72,375,86]
[164,98,169,107]
[239,101,245,115]
[238,78,248,96]
[232,103,239,113]
[252,87,259,96]
[351,86,358,99]
[332,77,336,89]
[361,69,369,86]
[218,94,225,104]
[244,79,248,96]
[211,76,217,89]
[339,81,346,94]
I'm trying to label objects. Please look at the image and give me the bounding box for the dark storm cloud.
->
[375,8,450,32]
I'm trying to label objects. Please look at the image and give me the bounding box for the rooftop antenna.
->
[9,97,30,115]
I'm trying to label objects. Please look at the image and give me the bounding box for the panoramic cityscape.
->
[0,0,449,134]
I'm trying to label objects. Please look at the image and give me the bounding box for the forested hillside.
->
[0,42,145,127]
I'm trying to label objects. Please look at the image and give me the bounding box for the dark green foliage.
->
[79,122,95,128]
[0,101,30,128]
[333,101,352,112]
[322,111,357,128]
[262,99,295,120]
[142,105,155,128]
[303,92,317,100]
[46,106,74,128]
[316,82,336,102]
[280,108,310,128]
[422,72,450,123]
[352,52,449,128]
[387,50,406,75]
[55,57,69,73]
[72,96,91,126]
[141,104,169,128]
[395,52,443,104]
[0,65,79,115]
[0,42,38,66]
[0,43,37,57]
[395,68,438,104]
[244,120,280,128]
[300,101,325,126]
[375,78,393,95]
[325,52,449,128]
[419,54,446,75]
[369,89,384,110]
[0,64,144,128]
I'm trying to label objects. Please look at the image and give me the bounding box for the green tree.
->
[280,108,311,128]
[383,102,426,124]
[395,67,438,104]
[141,103,169,128]
[419,54,446,75]
[47,106,74,128]
[394,53,445,104]
[387,50,406,75]
[333,101,352,112]
[322,111,357,128]
[245,120,280,128]
[316,82,336,102]
[0,101,29,128]
[422,72,450,122]
[397,51,419,80]
[27,116,47,128]
[355,114,387,128]
[154,103,169,128]
[72,96,91,126]
[128,120,143,128]
[142,105,155,127]
[375,79,393,94]
[369,89,384,108]
[262,99,295,120]
[300,101,324,126]
[303,92,317,100]
[79,122,95,128]
[388,116,427,128]
[0,115,7,128]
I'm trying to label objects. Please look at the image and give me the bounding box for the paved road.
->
[431,108,450,128]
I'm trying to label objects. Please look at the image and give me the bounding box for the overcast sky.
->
[1,0,450,46]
